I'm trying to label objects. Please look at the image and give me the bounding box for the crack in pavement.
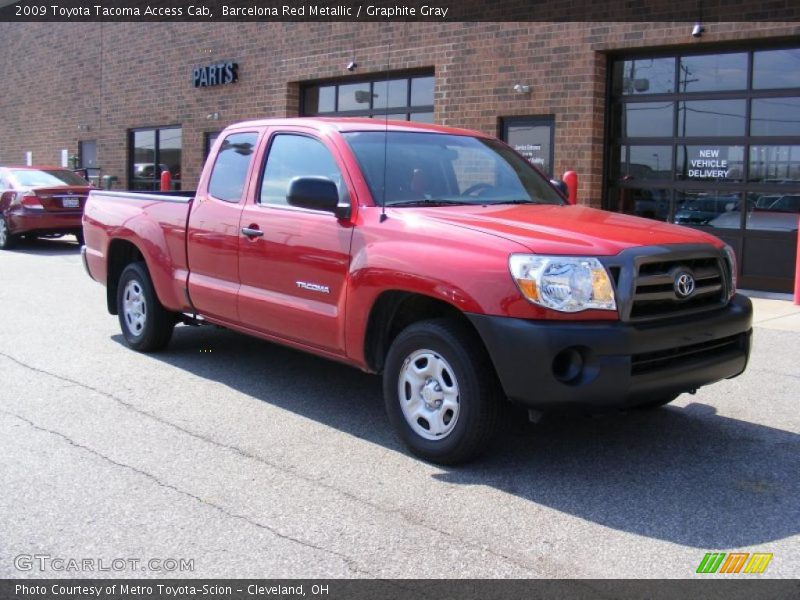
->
[0,408,373,577]
[0,351,545,577]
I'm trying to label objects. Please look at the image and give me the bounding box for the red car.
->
[0,166,92,249]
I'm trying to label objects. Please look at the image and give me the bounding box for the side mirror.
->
[287,177,349,218]
[550,179,569,197]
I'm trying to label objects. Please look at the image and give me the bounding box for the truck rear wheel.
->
[383,318,500,465]
[117,262,175,352]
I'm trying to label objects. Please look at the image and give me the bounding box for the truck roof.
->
[226,117,488,138]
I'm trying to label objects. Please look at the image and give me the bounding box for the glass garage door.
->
[607,47,800,292]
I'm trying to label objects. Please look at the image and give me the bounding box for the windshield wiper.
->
[386,199,473,207]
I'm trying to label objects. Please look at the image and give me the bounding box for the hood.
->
[408,204,723,256]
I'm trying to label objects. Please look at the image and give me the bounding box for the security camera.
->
[692,23,705,38]
[346,61,357,72]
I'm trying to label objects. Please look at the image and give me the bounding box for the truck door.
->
[187,131,259,322]
[237,129,354,354]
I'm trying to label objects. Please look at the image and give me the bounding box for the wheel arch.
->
[106,238,146,315]
[363,290,488,374]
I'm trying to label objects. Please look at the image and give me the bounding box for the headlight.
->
[723,244,737,296]
[509,254,617,312]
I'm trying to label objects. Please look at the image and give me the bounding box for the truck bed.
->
[83,190,196,313]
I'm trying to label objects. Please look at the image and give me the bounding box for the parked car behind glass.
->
[709,194,800,232]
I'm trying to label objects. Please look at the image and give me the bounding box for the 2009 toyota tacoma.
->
[82,118,752,464]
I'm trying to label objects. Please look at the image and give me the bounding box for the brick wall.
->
[1,21,799,205]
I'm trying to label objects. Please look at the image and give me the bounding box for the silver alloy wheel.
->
[397,349,460,440]
[0,218,7,246]
[122,279,147,336]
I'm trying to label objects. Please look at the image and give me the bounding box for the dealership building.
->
[1,18,799,291]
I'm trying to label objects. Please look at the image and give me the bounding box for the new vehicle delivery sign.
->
[683,146,744,181]
[689,148,730,179]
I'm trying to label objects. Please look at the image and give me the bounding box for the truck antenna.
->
[380,48,390,223]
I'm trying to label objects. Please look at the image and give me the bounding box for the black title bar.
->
[1,580,799,600]
[2,0,799,22]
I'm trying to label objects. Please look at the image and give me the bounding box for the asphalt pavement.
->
[0,237,798,579]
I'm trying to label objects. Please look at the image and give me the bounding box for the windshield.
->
[10,169,90,187]
[343,131,564,207]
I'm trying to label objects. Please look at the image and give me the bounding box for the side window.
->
[260,134,345,206]
[207,132,258,202]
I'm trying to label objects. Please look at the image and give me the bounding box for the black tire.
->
[75,230,85,245]
[117,262,175,352]
[383,318,501,465]
[634,394,680,410]
[0,216,17,249]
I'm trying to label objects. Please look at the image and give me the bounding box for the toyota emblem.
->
[674,271,696,298]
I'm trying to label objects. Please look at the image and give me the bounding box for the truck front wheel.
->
[117,262,175,352]
[383,319,500,465]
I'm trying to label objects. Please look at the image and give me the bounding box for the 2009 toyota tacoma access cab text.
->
[82,118,753,464]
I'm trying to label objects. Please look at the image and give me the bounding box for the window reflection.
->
[753,49,800,89]
[337,82,372,112]
[751,97,800,136]
[208,132,257,202]
[302,74,434,121]
[678,100,746,136]
[624,102,673,137]
[679,53,748,92]
[159,128,182,188]
[614,187,671,221]
[373,79,408,109]
[130,128,182,191]
[749,146,800,183]
[745,192,800,231]
[410,76,434,106]
[624,146,672,180]
[260,135,344,206]
[675,191,741,227]
[616,58,675,95]
[409,112,434,124]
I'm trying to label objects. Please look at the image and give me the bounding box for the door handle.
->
[241,226,264,238]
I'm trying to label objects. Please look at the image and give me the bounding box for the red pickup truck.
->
[82,118,752,464]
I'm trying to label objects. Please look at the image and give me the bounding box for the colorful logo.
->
[696,552,773,574]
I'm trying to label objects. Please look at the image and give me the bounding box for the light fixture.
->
[692,23,705,38]
[513,83,531,94]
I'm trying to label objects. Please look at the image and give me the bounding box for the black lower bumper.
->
[467,294,753,411]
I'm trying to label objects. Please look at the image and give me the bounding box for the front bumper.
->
[467,294,753,411]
